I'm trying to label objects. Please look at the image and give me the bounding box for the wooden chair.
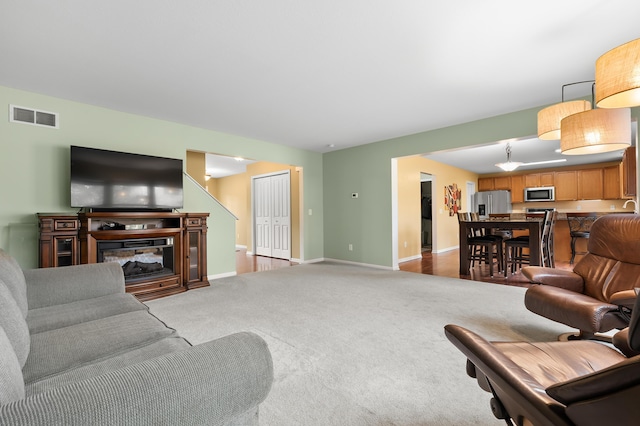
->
[504,210,555,275]
[458,212,504,277]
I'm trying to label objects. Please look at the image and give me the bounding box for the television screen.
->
[70,146,184,211]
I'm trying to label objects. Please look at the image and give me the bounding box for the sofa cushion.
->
[23,310,176,384]
[0,249,28,318]
[27,293,148,334]
[0,326,25,405]
[26,335,191,395]
[0,278,30,367]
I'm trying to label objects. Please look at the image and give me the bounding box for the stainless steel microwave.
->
[524,186,555,202]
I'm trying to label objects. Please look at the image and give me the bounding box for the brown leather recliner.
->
[444,291,640,425]
[522,214,640,340]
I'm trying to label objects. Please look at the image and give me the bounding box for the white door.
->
[253,172,291,259]
[254,176,272,257]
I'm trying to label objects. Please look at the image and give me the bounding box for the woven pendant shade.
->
[595,38,640,108]
[560,108,631,155]
[537,100,591,140]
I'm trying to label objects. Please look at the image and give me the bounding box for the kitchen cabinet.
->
[493,176,511,190]
[578,169,604,200]
[524,172,554,188]
[622,146,636,197]
[478,176,511,192]
[510,175,525,203]
[478,177,494,191]
[603,165,622,199]
[554,171,578,201]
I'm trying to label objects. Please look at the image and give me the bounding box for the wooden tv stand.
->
[38,212,209,301]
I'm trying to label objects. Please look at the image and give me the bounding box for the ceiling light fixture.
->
[495,143,523,172]
[595,38,640,109]
[538,81,594,140]
[521,159,567,167]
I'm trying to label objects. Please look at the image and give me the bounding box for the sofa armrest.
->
[24,262,126,310]
[521,266,584,293]
[0,331,273,426]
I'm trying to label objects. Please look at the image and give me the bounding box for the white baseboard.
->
[433,245,459,254]
[208,271,237,281]
[300,257,325,264]
[323,258,394,271]
[235,244,247,250]
[398,254,422,264]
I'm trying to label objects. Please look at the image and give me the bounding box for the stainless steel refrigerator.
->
[473,190,512,219]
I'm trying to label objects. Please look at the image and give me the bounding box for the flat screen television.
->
[70,145,184,211]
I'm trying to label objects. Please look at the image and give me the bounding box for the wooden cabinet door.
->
[510,175,525,203]
[554,171,578,200]
[478,178,494,191]
[578,169,603,200]
[623,146,636,197]
[524,174,539,188]
[603,165,622,199]
[493,176,511,190]
[539,172,555,186]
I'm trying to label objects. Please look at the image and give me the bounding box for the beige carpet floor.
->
[146,262,571,425]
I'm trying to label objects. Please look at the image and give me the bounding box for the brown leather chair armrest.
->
[444,324,571,426]
[546,356,640,405]
[612,328,640,357]
[609,289,638,310]
[521,266,584,293]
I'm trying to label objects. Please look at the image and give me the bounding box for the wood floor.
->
[235,249,297,274]
[237,247,574,288]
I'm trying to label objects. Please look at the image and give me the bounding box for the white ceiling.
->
[205,153,256,178]
[2,1,640,154]
[423,129,636,175]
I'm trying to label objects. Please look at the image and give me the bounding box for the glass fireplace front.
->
[97,237,175,283]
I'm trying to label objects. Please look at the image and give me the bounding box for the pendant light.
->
[537,81,593,140]
[595,38,640,109]
[495,143,522,171]
[560,107,631,155]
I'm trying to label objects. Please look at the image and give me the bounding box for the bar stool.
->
[566,213,597,264]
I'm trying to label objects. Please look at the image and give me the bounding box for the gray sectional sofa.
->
[0,249,273,425]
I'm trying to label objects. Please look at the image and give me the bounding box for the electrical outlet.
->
[610,204,616,210]
[308,209,313,216]
[348,244,353,251]
[404,241,407,248]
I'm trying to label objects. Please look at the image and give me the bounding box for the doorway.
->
[252,171,292,260]
[420,173,433,252]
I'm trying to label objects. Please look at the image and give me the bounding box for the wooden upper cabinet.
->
[478,177,494,191]
[493,176,511,190]
[554,171,578,200]
[539,172,555,186]
[510,175,525,203]
[603,165,622,199]
[623,146,636,197]
[524,172,554,188]
[524,174,540,188]
[578,169,604,200]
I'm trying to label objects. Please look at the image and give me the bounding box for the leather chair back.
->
[573,214,640,302]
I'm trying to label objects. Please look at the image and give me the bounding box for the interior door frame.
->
[251,170,292,259]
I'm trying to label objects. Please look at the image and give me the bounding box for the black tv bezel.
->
[70,145,184,212]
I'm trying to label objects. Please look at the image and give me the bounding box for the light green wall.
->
[323,105,640,268]
[0,85,324,271]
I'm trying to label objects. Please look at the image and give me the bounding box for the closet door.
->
[253,171,291,259]
[254,176,272,257]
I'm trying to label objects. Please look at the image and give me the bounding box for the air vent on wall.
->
[9,104,59,129]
